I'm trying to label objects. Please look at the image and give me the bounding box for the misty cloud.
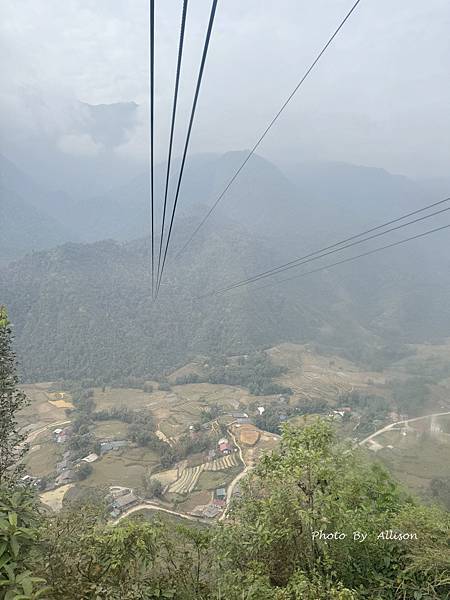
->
[1,0,449,179]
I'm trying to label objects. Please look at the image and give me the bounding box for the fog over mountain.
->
[2,0,450,183]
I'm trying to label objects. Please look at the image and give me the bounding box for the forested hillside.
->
[2,204,450,383]
[2,149,450,383]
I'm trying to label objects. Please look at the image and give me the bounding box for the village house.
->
[229,411,249,419]
[54,426,73,444]
[213,489,226,509]
[235,417,252,425]
[218,439,232,455]
[100,440,128,454]
[55,469,75,486]
[215,487,227,501]
[81,452,99,463]
[112,491,138,514]
[20,474,41,488]
[213,497,226,508]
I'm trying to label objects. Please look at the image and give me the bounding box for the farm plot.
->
[268,343,384,404]
[83,447,160,489]
[169,465,204,494]
[204,453,239,471]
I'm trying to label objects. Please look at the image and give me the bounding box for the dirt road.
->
[112,501,208,526]
[359,411,450,446]
[219,428,247,521]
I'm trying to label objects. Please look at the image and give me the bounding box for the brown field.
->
[40,484,73,511]
[19,383,70,429]
[48,399,74,409]
[177,490,211,512]
[237,425,260,446]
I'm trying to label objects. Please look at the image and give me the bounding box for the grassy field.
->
[93,420,128,439]
[373,416,450,500]
[82,447,160,489]
[196,466,241,492]
[25,431,61,477]
[176,490,211,513]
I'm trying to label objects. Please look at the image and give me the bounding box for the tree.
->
[34,499,214,600]
[76,461,93,481]
[142,474,163,499]
[0,306,30,487]
[0,486,48,599]
[215,419,450,598]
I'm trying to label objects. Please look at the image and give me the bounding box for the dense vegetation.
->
[175,352,292,396]
[0,306,29,487]
[2,161,450,386]
[4,422,450,599]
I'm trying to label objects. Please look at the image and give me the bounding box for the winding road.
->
[359,411,450,446]
[219,426,248,521]
[112,501,208,526]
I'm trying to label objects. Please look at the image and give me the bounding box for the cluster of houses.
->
[54,451,101,486]
[217,437,232,455]
[107,487,139,518]
[50,426,129,487]
[189,487,228,519]
[99,440,128,454]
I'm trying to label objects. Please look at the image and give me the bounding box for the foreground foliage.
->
[0,307,29,487]
[4,421,447,600]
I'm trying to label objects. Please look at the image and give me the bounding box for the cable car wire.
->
[175,0,364,260]
[149,0,155,298]
[232,223,450,296]
[198,196,450,298]
[156,0,189,286]
[156,0,218,296]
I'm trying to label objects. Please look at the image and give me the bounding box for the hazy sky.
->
[1,0,449,180]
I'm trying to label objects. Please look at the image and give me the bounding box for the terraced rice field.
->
[204,453,239,471]
[169,465,204,494]
[169,452,240,493]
